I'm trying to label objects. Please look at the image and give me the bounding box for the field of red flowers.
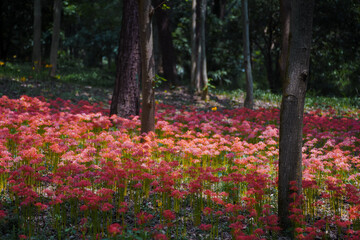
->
[0,95,359,240]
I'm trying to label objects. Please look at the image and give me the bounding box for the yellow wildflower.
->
[20,77,26,82]
[0,61,4,66]
[211,106,217,111]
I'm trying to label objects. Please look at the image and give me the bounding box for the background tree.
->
[242,0,254,109]
[191,0,208,99]
[191,0,199,92]
[139,0,155,133]
[213,0,227,20]
[110,0,140,118]
[154,0,178,87]
[1,0,359,99]
[49,0,62,77]
[61,0,121,68]
[278,0,314,234]
[199,0,208,100]
[1,0,42,61]
[33,0,42,70]
[250,0,281,93]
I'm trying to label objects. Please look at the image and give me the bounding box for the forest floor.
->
[1,77,279,111]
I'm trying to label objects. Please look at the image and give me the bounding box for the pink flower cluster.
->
[0,95,359,239]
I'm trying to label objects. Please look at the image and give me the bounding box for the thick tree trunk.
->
[278,0,314,234]
[110,0,140,119]
[155,0,177,86]
[49,0,62,77]
[191,0,208,98]
[32,0,41,70]
[242,0,254,109]
[139,0,155,133]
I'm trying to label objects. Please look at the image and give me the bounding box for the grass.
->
[1,61,359,112]
[214,88,360,113]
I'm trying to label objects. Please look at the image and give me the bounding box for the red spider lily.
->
[108,223,122,236]
[202,207,212,216]
[34,202,48,211]
[101,202,114,212]
[199,223,212,231]
[1,95,360,238]
[153,233,167,240]
[0,210,7,219]
[163,209,176,221]
[136,211,154,225]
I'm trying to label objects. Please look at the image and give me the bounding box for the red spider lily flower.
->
[335,220,351,228]
[163,209,176,221]
[154,224,164,230]
[153,233,167,240]
[254,228,265,236]
[80,218,87,225]
[0,210,7,219]
[18,235,27,239]
[136,211,154,225]
[34,202,48,211]
[80,205,88,211]
[199,223,212,231]
[101,203,114,212]
[202,207,212,216]
[215,210,223,216]
[108,223,122,236]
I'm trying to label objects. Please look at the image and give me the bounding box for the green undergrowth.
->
[1,62,359,112]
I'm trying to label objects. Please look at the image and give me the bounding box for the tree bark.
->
[155,0,177,86]
[199,0,208,100]
[191,0,208,99]
[32,0,41,71]
[213,0,227,20]
[191,0,200,92]
[49,0,62,77]
[278,0,314,234]
[139,0,155,134]
[110,0,140,119]
[242,0,254,109]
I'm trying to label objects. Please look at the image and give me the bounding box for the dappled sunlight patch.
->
[0,95,359,239]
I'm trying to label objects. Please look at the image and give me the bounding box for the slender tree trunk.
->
[191,0,200,92]
[139,0,155,134]
[278,0,314,234]
[32,0,41,70]
[110,0,140,118]
[0,0,4,60]
[155,0,177,86]
[49,0,62,77]
[242,0,254,109]
[213,0,227,20]
[200,0,208,100]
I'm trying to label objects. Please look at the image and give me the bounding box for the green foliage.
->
[1,0,360,98]
[309,0,360,97]
[154,74,168,88]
